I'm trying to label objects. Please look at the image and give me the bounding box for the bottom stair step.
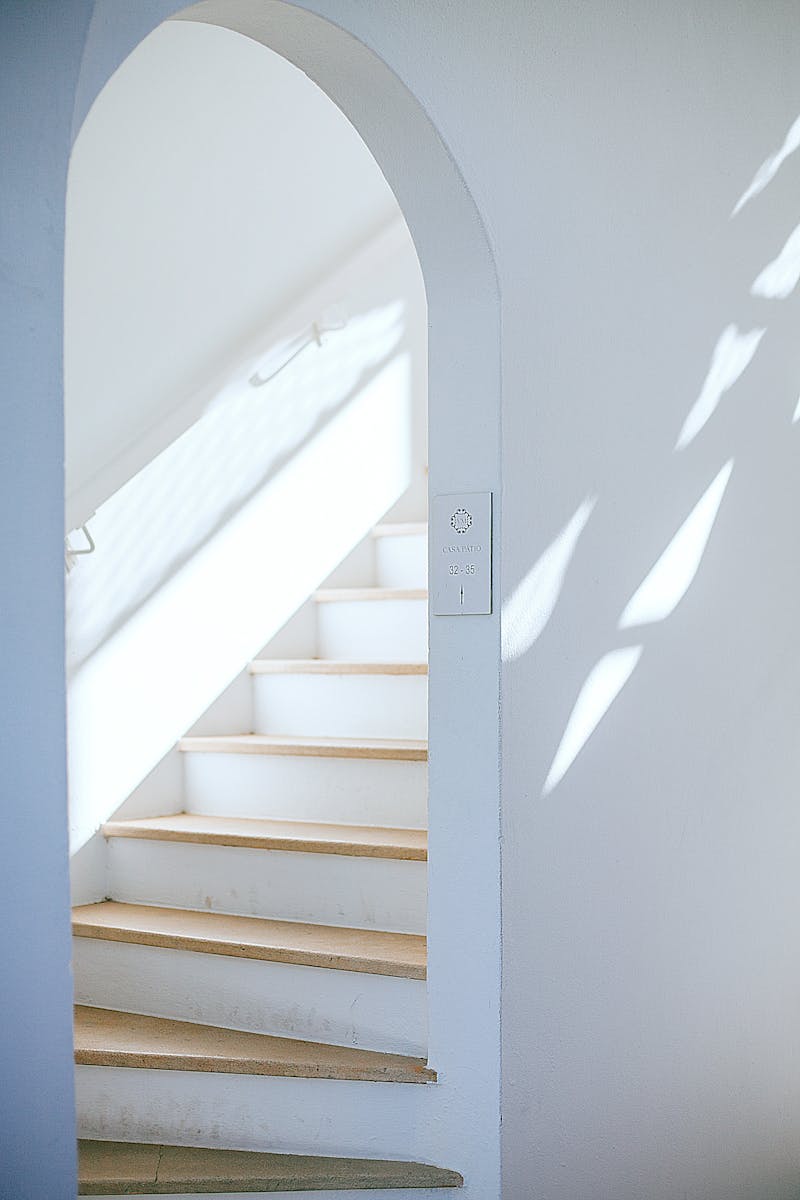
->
[74,1006,435,1084]
[78,1138,463,1194]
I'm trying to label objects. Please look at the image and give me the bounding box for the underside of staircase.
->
[72,522,459,1196]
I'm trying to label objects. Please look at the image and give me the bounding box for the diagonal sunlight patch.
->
[502,496,596,661]
[733,113,800,216]
[542,645,643,796]
[619,460,734,630]
[676,325,764,450]
[793,395,800,424]
[752,221,800,299]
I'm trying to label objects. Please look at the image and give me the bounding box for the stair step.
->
[104,831,426,933]
[78,1138,461,1194]
[371,524,428,589]
[103,814,428,861]
[314,587,427,602]
[179,734,427,762]
[249,664,427,740]
[74,1007,435,1084]
[248,659,427,675]
[371,523,428,538]
[74,937,426,1056]
[182,750,426,828]
[314,591,427,663]
[72,903,426,979]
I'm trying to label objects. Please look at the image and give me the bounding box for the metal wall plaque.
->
[431,492,493,615]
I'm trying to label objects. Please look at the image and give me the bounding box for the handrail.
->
[65,217,405,537]
[248,308,348,389]
[65,522,96,572]
[65,308,350,569]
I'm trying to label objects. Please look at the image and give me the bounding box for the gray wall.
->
[0,3,92,1197]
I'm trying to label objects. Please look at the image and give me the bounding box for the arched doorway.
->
[1,4,502,1195]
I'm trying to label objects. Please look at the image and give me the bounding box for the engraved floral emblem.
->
[450,508,473,534]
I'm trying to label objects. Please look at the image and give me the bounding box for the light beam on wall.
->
[619,460,734,630]
[752,221,800,300]
[67,354,412,853]
[501,496,596,661]
[732,113,800,216]
[675,326,764,450]
[542,646,643,796]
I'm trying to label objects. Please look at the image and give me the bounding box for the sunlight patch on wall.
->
[66,301,404,671]
[675,326,764,450]
[619,460,733,631]
[542,646,643,797]
[501,496,596,661]
[732,113,800,216]
[793,395,800,423]
[752,221,800,300]
[67,356,412,853]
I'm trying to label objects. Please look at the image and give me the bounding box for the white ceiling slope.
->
[65,18,401,517]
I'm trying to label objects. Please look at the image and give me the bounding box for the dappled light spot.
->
[542,646,643,797]
[732,113,800,216]
[752,221,800,299]
[619,460,733,630]
[67,353,413,853]
[675,325,764,450]
[501,496,596,661]
[66,301,406,670]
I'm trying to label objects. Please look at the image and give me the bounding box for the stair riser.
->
[252,673,427,740]
[184,754,427,828]
[73,940,426,1055]
[374,534,428,589]
[316,599,427,662]
[76,1068,437,1163]
[107,839,427,934]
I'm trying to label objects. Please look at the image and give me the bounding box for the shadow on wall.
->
[502,105,800,802]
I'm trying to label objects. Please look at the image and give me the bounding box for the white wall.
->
[487,7,800,1198]
[16,3,800,1200]
[267,4,800,1198]
[66,226,425,673]
[66,20,428,902]
[61,12,502,1200]
[0,5,91,1197]
[65,19,402,531]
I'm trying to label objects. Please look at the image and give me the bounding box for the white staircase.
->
[72,523,461,1196]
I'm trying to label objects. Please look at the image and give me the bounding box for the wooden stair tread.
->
[102,813,428,861]
[72,902,426,979]
[178,733,427,761]
[371,522,428,538]
[248,658,427,676]
[78,1138,462,1194]
[314,587,427,603]
[74,1006,435,1085]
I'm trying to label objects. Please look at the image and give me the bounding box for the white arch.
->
[72,3,503,1192]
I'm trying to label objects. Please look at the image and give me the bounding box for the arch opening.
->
[64,3,502,1194]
